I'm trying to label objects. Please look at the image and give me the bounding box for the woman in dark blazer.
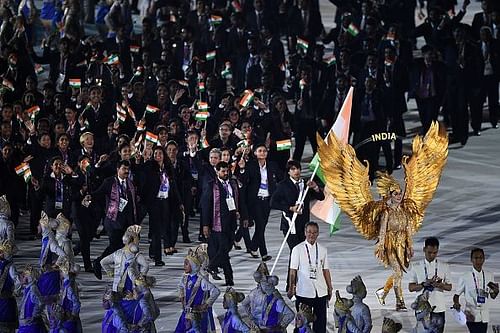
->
[139,146,182,266]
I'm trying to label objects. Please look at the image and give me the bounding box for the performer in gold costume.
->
[317,121,448,311]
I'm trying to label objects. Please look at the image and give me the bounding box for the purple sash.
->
[106,178,136,223]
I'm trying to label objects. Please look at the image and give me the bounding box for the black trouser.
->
[99,227,125,260]
[466,322,488,333]
[28,185,41,235]
[296,295,328,333]
[250,198,271,256]
[416,96,440,135]
[293,119,317,162]
[148,199,170,261]
[431,311,445,333]
[180,196,192,239]
[234,224,252,249]
[476,75,499,128]
[207,231,233,280]
[75,204,98,269]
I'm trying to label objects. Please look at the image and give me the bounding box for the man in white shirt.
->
[288,222,333,333]
[453,248,499,333]
[408,237,452,333]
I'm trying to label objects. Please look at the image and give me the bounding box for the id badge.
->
[259,183,268,190]
[226,197,236,211]
[477,296,486,304]
[119,198,128,212]
[157,183,169,199]
[309,267,317,280]
[55,201,63,209]
[191,171,198,180]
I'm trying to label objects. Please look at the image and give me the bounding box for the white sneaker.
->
[375,288,386,306]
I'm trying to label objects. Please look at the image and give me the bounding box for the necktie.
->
[257,12,261,30]
[120,181,126,198]
[295,181,300,193]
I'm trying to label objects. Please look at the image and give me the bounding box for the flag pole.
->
[270,86,353,276]
[270,162,320,275]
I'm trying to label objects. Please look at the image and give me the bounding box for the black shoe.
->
[473,130,481,136]
[155,261,165,266]
[394,164,402,170]
[224,279,234,286]
[93,259,102,280]
[208,269,222,280]
[262,255,272,262]
[492,124,498,129]
[198,235,207,242]
[149,254,154,259]
[233,241,242,250]
[73,246,81,256]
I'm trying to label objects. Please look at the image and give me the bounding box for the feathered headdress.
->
[334,290,353,313]
[224,287,245,304]
[376,172,402,198]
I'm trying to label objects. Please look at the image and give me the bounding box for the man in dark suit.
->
[201,161,248,286]
[239,143,283,261]
[270,159,324,291]
[270,160,324,251]
[380,45,409,170]
[91,160,138,279]
[472,0,493,40]
[476,26,500,131]
[246,0,272,33]
[292,65,325,161]
[287,0,324,42]
[78,86,113,146]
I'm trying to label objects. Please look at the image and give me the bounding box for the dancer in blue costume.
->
[0,195,15,243]
[119,275,160,332]
[175,246,220,333]
[240,263,268,325]
[250,274,294,332]
[101,287,128,333]
[0,240,19,332]
[295,304,315,333]
[221,287,256,333]
[50,258,81,332]
[38,212,66,306]
[334,290,357,333]
[100,225,148,294]
[18,265,46,333]
[346,276,372,333]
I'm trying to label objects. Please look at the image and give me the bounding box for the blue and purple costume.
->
[18,283,46,333]
[175,273,220,333]
[0,258,18,332]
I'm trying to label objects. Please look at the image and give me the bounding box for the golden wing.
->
[317,133,382,239]
[402,121,448,232]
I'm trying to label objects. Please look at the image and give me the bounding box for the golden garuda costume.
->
[317,121,448,310]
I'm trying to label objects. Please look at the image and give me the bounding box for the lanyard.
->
[305,242,318,269]
[424,260,438,280]
[472,270,485,295]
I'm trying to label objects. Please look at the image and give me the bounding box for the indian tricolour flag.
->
[145,131,158,144]
[106,54,120,65]
[116,104,127,123]
[23,168,32,183]
[206,50,216,61]
[195,111,210,121]
[2,79,14,91]
[210,15,223,25]
[130,45,140,53]
[310,86,354,235]
[347,23,360,36]
[276,139,292,151]
[15,163,30,176]
[145,105,159,114]
[297,38,309,51]
[231,0,242,12]
[200,137,210,149]
[323,55,336,67]
[69,79,81,88]
[27,105,40,120]
[299,79,306,90]
[35,64,44,74]
[198,81,206,92]
[240,90,254,107]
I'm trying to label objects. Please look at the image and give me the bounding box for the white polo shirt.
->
[455,268,495,323]
[290,240,329,298]
[408,259,451,313]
